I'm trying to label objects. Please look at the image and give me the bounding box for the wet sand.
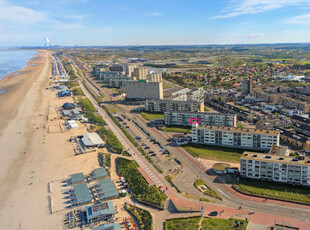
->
[0,53,40,132]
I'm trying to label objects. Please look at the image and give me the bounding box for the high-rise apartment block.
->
[241,77,253,95]
[125,81,163,100]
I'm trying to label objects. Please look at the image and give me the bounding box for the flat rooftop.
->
[92,223,121,230]
[98,178,118,199]
[86,201,115,221]
[194,125,279,135]
[93,168,108,179]
[71,172,85,184]
[242,152,310,166]
[81,133,105,146]
[164,111,236,116]
[73,183,92,204]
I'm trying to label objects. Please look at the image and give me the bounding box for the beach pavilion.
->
[70,172,85,185]
[73,183,92,205]
[81,133,105,148]
[93,168,108,180]
[92,223,121,230]
[98,178,118,200]
[85,201,115,223]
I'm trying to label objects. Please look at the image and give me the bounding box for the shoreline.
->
[0,50,39,83]
[0,50,44,132]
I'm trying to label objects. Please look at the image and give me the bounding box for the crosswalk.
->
[132,153,165,187]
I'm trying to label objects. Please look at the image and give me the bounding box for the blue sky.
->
[1,0,310,46]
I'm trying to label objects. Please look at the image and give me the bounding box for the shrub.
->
[117,158,166,208]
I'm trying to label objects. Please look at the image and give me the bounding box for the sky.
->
[1,0,310,46]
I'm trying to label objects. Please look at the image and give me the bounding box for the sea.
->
[0,49,38,81]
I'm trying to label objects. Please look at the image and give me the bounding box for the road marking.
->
[217,189,232,200]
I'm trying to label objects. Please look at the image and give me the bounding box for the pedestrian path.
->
[132,153,165,187]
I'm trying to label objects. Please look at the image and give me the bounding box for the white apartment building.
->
[125,81,163,100]
[99,71,125,82]
[192,125,280,151]
[240,152,310,185]
[145,100,204,113]
[164,111,237,127]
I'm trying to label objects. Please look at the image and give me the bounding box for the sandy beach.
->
[0,50,102,229]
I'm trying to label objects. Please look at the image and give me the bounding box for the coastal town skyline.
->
[1,0,310,46]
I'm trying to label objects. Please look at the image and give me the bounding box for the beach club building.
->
[97,178,119,200]
[85,201,116,223]
[81,133,105,148]
[92,223,121,230]
[58,90,71,97]
[70,172,85,185]
[73,183,92,205]
[92,168,109,180]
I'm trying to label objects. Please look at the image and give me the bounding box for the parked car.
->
[125,126,129,128]
[208,211,218,216]
[141,143,147,146]
[151,153,156,157]
[149,151,154,154]
[160,148,166,152]
[135,136,141,140]
[145,146,150,149]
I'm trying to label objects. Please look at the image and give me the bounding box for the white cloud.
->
[150,12,162,16]
[250,32,264,37]
[285,13,310,25]
[0,0,47,24]
[214,0,310,19]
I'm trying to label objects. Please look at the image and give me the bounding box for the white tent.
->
[67,120,79,129]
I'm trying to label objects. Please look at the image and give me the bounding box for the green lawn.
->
[234,178,310,205]
[201,218,248,230]
[162,126,192,134]
[183,143,244,162]
[140,112,164,121]
[163,83,172,89]
[72,87,85,96]
[165,216,201,230]
[194,179,222,200]
[79,98,96,112]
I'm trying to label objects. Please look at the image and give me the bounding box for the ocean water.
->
[0,50,38,80]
